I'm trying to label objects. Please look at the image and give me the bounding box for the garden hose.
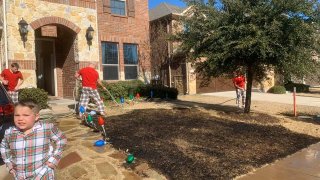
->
[101,87,119,106]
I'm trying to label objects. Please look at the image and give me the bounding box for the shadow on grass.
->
[106,108,319,179]
[150,98,281,124]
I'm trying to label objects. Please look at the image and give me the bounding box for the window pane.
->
[102,42,118,64]
[103,66,119,80]
[125,66,137,79]
[124,44,138,64]
[111,0,126,16]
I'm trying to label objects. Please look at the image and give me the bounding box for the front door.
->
[35,39,56,96]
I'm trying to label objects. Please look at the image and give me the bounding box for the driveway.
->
[202,91,320,107]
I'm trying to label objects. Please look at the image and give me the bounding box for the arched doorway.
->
[31,17,80,98]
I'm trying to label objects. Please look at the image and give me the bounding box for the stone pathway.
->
[55,115,166,180]
[49,99,166,180]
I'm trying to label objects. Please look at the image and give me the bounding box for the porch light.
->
[18,18,28,42]
[86,25,94,42]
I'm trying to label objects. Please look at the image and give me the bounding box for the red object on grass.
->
[98,116,105,126]
[136,93,140,99]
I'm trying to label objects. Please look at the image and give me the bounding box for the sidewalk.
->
[237,143,320,180]
[202,91,320,107]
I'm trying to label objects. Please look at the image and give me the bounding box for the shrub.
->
[268,86,286,94]
[99,80,145,101]
[140,85,179,99]
[284,81,310,93]
[19,88,49,109]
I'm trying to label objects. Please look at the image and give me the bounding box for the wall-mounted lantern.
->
[18,18,28,45]
[86,25,94,49]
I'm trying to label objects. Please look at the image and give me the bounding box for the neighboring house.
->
[0,0,151,98]
[149,3,237,94]
[149,3,274,94]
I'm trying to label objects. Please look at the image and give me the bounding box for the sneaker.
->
[77,114,83,120]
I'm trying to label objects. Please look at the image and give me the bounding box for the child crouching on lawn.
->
[0,99,67,180]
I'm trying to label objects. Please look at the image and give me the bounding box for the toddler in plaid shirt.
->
[0,100,67,180]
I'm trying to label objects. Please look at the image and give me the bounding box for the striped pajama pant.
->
[79,87,105,114]
[8,91,19,104]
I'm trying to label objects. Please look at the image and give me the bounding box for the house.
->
[0,0,151,98]
[149,2,276,94]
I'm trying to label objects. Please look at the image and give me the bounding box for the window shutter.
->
[103,0,111,13]
[127,0,135,17]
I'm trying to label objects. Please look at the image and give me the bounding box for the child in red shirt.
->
[0,63,24,103]
[75,62,106,116]
[232,71,246,108]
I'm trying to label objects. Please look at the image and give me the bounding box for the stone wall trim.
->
[8,60,35,70]
[40,0,96,9]
[30,16,81,33]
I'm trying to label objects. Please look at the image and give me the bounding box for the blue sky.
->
[149,0,186,9]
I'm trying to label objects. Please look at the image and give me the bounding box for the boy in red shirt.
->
[0,63,24,103]
[75,62,106,116]
[232,71,246,108]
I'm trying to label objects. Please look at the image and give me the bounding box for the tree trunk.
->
[244,65,253,113]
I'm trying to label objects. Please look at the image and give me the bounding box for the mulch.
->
[104,108,319,179]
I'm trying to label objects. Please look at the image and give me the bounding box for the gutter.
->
[3,0,8,68]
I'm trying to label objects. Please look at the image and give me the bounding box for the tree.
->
[150,20,170,84]
[177,0,320,113]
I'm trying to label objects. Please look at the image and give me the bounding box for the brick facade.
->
[97,0,151,81]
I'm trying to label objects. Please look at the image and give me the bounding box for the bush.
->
[99,80,145,101]
[268,86,286,94]
[19,88,49,109]
[284,81,310,93]
[98,80,178,101]
[140,85,179,99]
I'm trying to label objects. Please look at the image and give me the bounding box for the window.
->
[111,0,126,16]
[102,42,119,80]
[124,44,138,79]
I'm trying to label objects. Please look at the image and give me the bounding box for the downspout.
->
[3,0,8,68]
[167,19,172,87]
[95,0,100,71]
[185,59,189,94]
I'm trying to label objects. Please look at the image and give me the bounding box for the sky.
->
[148,0,186,9]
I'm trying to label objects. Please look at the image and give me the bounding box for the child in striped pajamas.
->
[0,100,67,180]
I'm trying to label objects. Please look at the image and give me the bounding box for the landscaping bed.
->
[105,107,319,179]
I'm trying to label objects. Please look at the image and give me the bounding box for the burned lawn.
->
[105,108,319,179]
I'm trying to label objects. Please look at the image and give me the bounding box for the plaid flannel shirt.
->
[0,121,67,180]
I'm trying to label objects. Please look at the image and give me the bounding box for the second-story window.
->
[111,0,126,16]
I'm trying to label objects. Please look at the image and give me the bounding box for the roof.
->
[149,2,186,21]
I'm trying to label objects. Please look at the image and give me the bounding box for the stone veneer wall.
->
[5,0,98,88]
[0,1,5,71]
[97,0,151,82]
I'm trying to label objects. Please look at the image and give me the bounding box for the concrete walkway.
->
[237,143,320,180]
[202,91,320,107]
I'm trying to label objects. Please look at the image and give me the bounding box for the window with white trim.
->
[102,42,119,80]
[124,43,138,79]
[111,0,126,16]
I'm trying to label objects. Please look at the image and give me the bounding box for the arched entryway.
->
[30,17,80,98]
